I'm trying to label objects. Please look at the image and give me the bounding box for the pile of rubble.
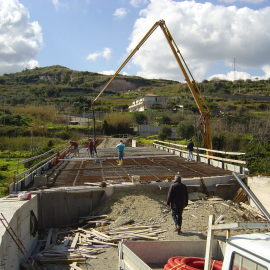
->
[35,215,166,269]
[37,190,267,270]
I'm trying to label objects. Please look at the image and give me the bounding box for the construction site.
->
[1,18,270,270]
[1,136,270,270]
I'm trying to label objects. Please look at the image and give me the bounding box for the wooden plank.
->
[203,154,246,164]
[70,233,80,249]
[214,215,224,224]
[70,262,83,270]
[90,229,111,240]
[79,215,108,220]
[38,257,86,264]
[123,232,158,240]
[204,215,214,270]
[87,239,118,247]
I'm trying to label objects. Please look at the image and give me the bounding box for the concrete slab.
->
[50,147,231,188]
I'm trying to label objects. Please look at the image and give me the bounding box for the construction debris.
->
[35,214,166,266]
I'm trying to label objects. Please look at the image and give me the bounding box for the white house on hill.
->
[128,94,168,112]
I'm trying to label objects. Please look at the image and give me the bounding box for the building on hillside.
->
[128,94,168,112]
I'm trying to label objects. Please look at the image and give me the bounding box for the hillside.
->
[1,65,269,116]
[0,65,177,106]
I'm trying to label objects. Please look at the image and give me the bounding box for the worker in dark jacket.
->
[167,175,188,234]
[186,139,194,161]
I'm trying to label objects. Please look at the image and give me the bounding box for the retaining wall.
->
[0,196,38,270]
[37,188,105,230]
[248,176,270,214]
[37,176,237,230]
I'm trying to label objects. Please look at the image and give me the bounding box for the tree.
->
[158,115,171,125]
[176,121,195,139]
[159,126,172,140]
[133,112,148,125]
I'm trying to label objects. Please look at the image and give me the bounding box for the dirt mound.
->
[87,190,260,270]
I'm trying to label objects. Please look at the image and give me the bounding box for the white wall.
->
[0,196,38,270]
[248,176,270,214]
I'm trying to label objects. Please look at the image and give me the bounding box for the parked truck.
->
[118,216,270,270]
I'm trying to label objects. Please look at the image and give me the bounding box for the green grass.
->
[135,136,155,145]
[0,158,25,197]
[47,124,93,130]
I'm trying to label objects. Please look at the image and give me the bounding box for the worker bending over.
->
[69,140,79,157]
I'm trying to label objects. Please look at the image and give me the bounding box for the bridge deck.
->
[50,147,231,187]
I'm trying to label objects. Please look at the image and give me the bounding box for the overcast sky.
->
[1,0,270,81]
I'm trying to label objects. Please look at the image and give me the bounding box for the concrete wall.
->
[248,176,270,214]
[37,175,237,230]
[37,188,105,230]
[0,196,38,270]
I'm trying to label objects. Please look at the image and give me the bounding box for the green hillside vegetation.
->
[0,65,270,196]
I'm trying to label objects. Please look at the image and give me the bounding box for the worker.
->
[186,139,194,161]
[69,140,79,157]
[167,175,188,234]
[116,140,125,166]
[87,138,97,157]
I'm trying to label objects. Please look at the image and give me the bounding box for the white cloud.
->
[209,71,253,81]
[113,8,127,19]
[99,70,129,76]
[127,0,270,81]
[86,48,112,61]
[51,0,60,8]
[130,0,149,8]
[0,0,43,75]
[99,70,115,75]
[102,48,112,59]
[218,0,266,3]
[262,65,270,79]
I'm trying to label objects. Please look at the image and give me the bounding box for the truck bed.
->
[118,240,225,270]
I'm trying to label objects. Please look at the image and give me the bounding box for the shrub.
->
[159,126,172,140]
[245,139,270,174]
[103,113,133,135]
[133,112,148,125]
[176,121,195,139]
[55,130,71,140]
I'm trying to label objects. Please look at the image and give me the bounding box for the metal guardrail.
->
[11,145,71,193]
[18,144,68,164]
[154,140,246,156]
[153,141,247,174]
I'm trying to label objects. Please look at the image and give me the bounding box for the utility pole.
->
[233,57,236,82]
[233,57,240,94]
[92,108,96,147]
[3,97,5,126]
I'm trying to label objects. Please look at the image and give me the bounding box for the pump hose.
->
[164,256,223,270]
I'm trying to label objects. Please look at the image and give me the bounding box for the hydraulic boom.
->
[92,20,212,150]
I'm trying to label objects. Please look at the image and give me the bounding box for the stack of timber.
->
[233,188,248,203]
[35,219,166,266]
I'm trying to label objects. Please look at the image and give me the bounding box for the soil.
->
[80,189,259,270]
[41,188,262,270]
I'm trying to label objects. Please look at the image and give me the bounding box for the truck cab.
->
[223,233,270,270]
